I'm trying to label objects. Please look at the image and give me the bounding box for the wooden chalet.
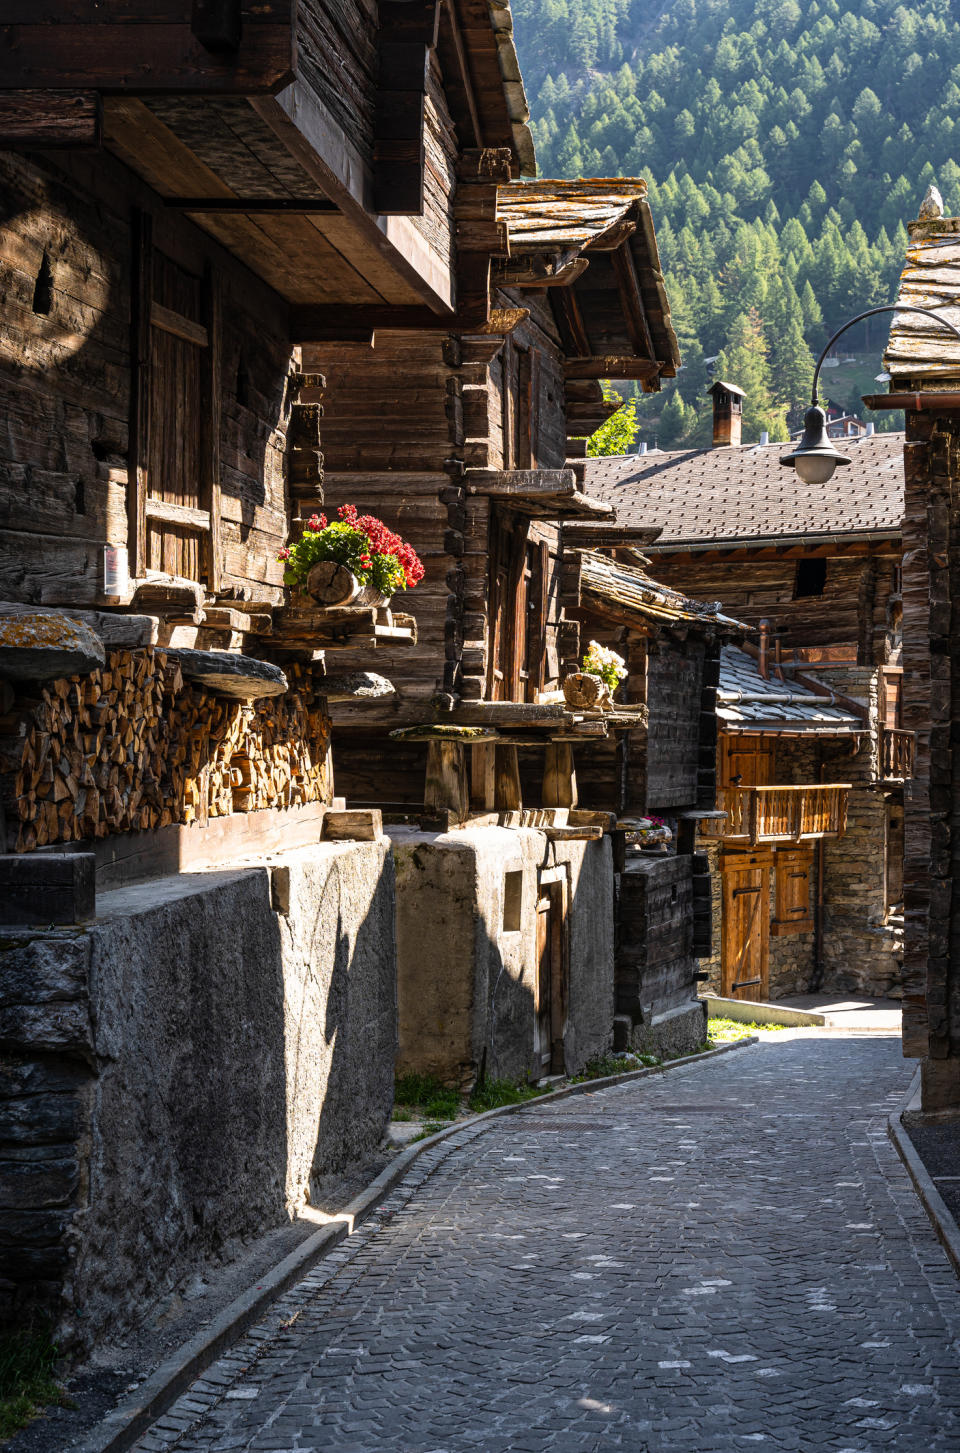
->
[864,201,960,1109]
[582,399,907,1003]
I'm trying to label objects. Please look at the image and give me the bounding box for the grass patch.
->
[394,1072,460,1121]
[468,1077,548,1113]
[708,1016,789,1042]
[569,1050,661,1084]
[0,1324,70,1441]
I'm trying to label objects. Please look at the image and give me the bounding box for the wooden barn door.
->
[721,850,772,1000]
[535,877,567,1075]
[129,210,221,590]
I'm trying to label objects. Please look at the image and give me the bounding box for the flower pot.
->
[354,584,392,608]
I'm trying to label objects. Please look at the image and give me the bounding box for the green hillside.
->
[511,0,957,442]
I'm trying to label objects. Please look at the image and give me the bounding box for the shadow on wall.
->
[0,841,396,1353]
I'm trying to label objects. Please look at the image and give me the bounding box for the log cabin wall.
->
[0,146,338,852]
[646,552,900,664]
[899,414,960,1093]
[296,0,379,167]
[0,148,295,608]
[645,636,707,810]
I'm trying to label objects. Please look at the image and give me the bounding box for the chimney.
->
[758,618,771,680]
[865,421,875,436]
[708,380,746,447]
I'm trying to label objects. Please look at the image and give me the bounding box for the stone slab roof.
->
[718,647,863,734]
[884,215,960,382]
[578,550,745,632]
[580,434,904,547]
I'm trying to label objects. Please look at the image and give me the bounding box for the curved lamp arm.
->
[812,303,960,404]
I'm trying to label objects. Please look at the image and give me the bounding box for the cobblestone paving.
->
[131,1036,960,1452]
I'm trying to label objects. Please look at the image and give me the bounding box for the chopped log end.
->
[305,560,360,607]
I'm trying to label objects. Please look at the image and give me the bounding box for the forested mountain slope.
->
[512,0,957,442]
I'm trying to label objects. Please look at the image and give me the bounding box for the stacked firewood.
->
[0,650,331,852]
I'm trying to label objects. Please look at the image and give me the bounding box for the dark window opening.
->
[794,558,827,598]
[74,477,86,515]
[32,252,53,315]
[236,352,250,408]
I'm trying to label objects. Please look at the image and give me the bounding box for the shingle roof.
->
[884,216,960,381]
[718,648,864,734]
[495,178,681,386]
[577,550,745,632]
[580,434,904,547]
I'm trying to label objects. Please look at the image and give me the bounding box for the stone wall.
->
[391,826,613,1088]
[0,841,395,1351]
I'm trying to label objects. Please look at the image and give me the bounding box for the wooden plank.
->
[150,300,209,348]
[610,243,655,361]
[204,263,222,594]
[424,738,469,818]
[0,89,101,149]
[166,197,340,212]
[145,498,212,530]
[128,207,152,581]
[322,808,383,841]
[563,356,661,381]
[0,22,295,91]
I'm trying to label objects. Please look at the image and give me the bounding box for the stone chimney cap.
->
[708,380,746,398]
[919,184,944,221]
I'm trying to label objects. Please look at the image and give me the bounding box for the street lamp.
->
[781,304,960,484]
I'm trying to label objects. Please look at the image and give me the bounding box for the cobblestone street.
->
[132,1036,960,1452]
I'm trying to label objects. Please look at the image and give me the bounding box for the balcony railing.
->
[702,784,851,846]
[881,728,915,781]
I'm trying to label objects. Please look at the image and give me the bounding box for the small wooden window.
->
[793,558,826,598]
[772,848,814,935]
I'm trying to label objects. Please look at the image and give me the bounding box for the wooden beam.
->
[165,197,340,213]
[553,287,591,357]
[128,207,152,582]
[0,89,100,149]
[465,468,576,498]
[144,498,211,531]
[150,301,209,349]
[563,356,661,381]
[0,18,295,91]
[610,243,655,361]
[436,0,482,148]
[373,0,441,215]
[497,253,590,289]
[289,305,529,341]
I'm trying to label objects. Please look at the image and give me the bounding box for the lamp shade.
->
[780,405,852,483]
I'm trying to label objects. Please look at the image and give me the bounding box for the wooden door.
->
[772,848,814,935]
[487,513,547,703]
[130,212,221,589]
[721,734,775,788]
[721,851,772,1000]
[535,880,566,1074]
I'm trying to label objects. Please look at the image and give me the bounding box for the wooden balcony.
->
[702,785,851,846]
[881,728,915,781]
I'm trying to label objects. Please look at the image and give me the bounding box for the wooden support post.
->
[425,740,469,820]
[494,745,522,812]
[471,741,497,809]
[542,742,578,808]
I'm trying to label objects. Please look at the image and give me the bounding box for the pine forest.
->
[512,0,960,445]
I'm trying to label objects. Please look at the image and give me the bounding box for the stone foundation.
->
[631,999,708,1058]
[0,840,395,1352]
[391,826,614,1088]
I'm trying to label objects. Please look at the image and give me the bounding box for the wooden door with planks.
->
[487,511,548,702]
[720,850,772,999]
[129,210,221,590]
[535,878,567,1075]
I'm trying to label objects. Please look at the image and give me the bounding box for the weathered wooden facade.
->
[0,0,554,1347]
[0,0,734,1352]
[865,202,960,1109]
[583,408,907,1001]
